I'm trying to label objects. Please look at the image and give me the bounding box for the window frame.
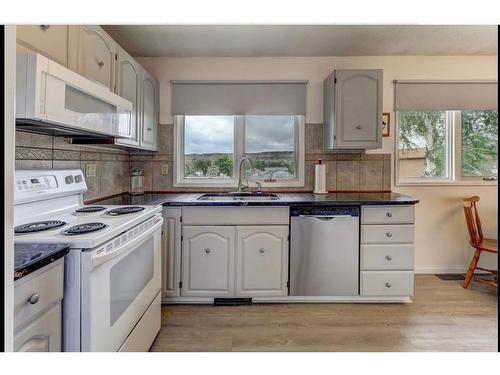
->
[174,114,305,188]
[395,110,498,186]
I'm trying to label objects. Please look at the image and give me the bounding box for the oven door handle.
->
[90,218,163,268]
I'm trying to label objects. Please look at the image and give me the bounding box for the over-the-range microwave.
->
[16,52,133,139]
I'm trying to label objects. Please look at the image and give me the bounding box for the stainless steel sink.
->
[197,192,280,201]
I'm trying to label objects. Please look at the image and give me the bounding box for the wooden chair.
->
[462,196,498,289]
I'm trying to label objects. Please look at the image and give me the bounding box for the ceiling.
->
[102,25,498,57]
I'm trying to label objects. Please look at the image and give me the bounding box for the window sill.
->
[396,180,498,187]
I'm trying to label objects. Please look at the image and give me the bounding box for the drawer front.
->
[14,260,64,328]
[360,271,414,296]
[182,206,289,225]
[362,224,414,244]
[362,205,414,224]
[361,244,414,270]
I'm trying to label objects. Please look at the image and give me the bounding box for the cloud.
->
[184,115,295,154]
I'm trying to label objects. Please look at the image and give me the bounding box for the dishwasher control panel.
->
[290,206,359,217]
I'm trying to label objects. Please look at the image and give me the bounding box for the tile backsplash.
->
[15,123,391,201]
[15,131,129,202]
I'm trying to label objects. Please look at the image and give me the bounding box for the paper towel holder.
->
[313,159,328,195]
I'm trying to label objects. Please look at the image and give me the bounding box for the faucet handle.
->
[255,181,262,192]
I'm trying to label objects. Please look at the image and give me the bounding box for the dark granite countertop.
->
[14,243,70,281]
[95,192,419,207]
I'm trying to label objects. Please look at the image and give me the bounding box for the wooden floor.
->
[150,275,498,352]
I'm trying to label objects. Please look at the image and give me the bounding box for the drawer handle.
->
[28,293,40,305]
[98,61,105,68]
[386,212,393,217]
[386,255,392,260]
[40,25,50,31]
[259,248,265,254]
[205,248,211,254]
[386,232,392,238]
[385,282,392,288]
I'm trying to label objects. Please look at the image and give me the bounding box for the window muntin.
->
[183,116,235,179]
[244,115,296,180]
[461,110,498,178]
[396,110,498,184]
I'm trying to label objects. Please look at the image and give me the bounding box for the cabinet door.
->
[236,226,289,297]
[16,25,69,67]
[69,25,116,90]
[115,46,140,147]
[335,69,382,149]
[15,303,61,352]
[162,208,182,299]
[182,226,235,297]
[140,68,158,150]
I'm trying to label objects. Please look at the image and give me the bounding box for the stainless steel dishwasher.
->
[290,206,359,296]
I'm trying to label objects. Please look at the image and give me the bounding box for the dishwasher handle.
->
[298,214,354,218]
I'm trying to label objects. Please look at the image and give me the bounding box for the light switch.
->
[85,163,97,177]
[161,163,169,176]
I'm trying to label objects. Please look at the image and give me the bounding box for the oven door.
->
[80,215,162,352]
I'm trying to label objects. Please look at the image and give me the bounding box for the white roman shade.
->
[394,80,498,111]
[171,80,307,115]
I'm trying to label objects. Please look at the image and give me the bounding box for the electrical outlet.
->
[161,163,169,176]
[85,163,97,177]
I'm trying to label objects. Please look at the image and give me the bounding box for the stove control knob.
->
[74,175,83,183]
[65,175,74,184]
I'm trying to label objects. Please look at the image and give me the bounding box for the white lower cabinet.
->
[14,303,61,352]
[181,226,235,297]
[236,226,289,297]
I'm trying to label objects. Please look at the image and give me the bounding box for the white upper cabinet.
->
[115,45,140,147]
[236,226,289,297]
[139,67,159,151]
[16,25,69,67]
[181,226,235,297]
[324,69,383,150]
[68,25,117,91]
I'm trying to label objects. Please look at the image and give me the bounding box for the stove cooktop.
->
[15,220,67,235]
[62,222,108,235]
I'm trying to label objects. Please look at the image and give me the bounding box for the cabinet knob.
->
[386,255,392,260]
[28,293,40,305]
[356,125,362,130]
[259,248,265,254]
[385,282,392,288]
[386,212,393,217]
[40,25,50,31]
[205,248,211,254]
[386,232,392,238]
[147,128,152,131]
[98,61,105,68]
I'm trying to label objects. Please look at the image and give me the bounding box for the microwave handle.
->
[90,218,162,268]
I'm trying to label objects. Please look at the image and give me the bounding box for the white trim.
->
[174,114,305,188]
[4,25,16,352]
[415,266,467,274]
[162,296,412,304]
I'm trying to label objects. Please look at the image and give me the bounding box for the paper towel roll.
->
[313,164,328,194]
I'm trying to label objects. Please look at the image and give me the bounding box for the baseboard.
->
[415,266,467,274]
[416,266,495,274]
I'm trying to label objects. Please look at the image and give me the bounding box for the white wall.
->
[4,25,16,352]
[138,55,498,273]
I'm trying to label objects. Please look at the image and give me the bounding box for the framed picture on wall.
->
[382,112,391,137]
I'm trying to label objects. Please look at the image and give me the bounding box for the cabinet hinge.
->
[115,53,118,61]
[181,235,183,242]
[161,230,164,235]
[287,280,290,288]
[179,216,182,223]
[334,77,337,84]
[179,281,182,289]
[333,135,336,140]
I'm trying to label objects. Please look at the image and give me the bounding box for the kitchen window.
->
[174,114,305,187]
[394,80,497,186]
[396,110,498,185]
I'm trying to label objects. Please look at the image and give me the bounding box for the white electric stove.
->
[14,169,163,352]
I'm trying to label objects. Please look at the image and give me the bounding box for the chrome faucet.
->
[237,157,253,192]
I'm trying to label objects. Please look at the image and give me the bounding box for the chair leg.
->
[463,249,481,289]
